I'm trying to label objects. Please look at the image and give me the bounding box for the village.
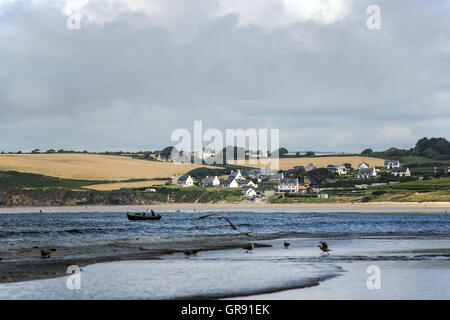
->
[165,159,427,202]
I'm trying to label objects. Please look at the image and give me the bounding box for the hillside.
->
[228,156,385,170]
[0,154,215,181]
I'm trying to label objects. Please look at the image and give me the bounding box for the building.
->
[329,165,347,175]
[391,167,411,177]
[223,177,239,188]
[357,168,377,179]
[238,179,258,188]
[305,163,316,172]
[277,179,299,193]
[317,193,329,199]
[358,162,370,169]
[384,160,401,169]
[229,170,246,181]
[245,188,257,198]
[203,176,220,187]
[177,175,194,187]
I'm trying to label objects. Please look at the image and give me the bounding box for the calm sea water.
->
[1,211,450,247]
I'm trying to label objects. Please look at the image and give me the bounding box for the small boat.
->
[127,211,162,221]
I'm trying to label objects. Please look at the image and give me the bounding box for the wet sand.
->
[1,202,449,214]
[0,233,273,284]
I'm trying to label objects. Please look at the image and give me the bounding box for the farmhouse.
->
[391,167,411,177]
[277,178,299,193]
[384,160,401,169]
[357,168,377,179]
[177,175,194,187]
[203,176,220,187]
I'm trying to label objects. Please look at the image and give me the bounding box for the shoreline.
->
[1,202,449,214]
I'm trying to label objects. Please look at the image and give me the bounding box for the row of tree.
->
[361,137,450,160]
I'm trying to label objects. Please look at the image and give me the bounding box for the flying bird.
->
[198,214,237,231]
[283,241,290,249]
[318,242,331,255]
[242,243,255,253]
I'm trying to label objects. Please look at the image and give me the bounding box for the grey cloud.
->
[0,0,449,153]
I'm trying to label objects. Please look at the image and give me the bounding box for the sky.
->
[0,0,449,153]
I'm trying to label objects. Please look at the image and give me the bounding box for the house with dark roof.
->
[203,176,220,187]
[391,167,411,177]
[328,165,347,175]
[384,160,401,169]
[177,175,194,187]
[223,176,239,188]
[238,179,258,188]
[277,178,299,193]
[357,168,377,179]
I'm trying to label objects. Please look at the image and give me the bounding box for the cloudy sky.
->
[0,0,449,153]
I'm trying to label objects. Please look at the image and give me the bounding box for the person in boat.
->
[151,209,155,217]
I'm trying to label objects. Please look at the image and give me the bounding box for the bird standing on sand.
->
[198,214,237,231]
[284,241,290,249]
[242,243,255,253]
[40,248,56,259]
[318,242,331,256]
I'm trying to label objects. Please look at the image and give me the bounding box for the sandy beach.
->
[1,202,449,214]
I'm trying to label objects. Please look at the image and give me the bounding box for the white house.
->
[357,168,377,179]
[177,175,194,187]
[203,176,220,187]
[245,188,257,198]
[238,179,258,188]
[358,162,370,169]
[329,165,347,175]
[391,167,411,177]
[229,170,246,181]
[384,160,401,169]
[224,177,239,188]
[277,179,299,193]
[305,163,316,172]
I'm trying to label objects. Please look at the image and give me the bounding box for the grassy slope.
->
[0,171,102,189]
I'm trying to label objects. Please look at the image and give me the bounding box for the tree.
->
[46,149,56,153]
[361,148,373,155]
[305,151,315,157]
[31,149,40,154]
[276,147,288,156]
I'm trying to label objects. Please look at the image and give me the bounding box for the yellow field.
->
[229,156,385,170]
[0,154,214,181]
[84,180,169,191]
